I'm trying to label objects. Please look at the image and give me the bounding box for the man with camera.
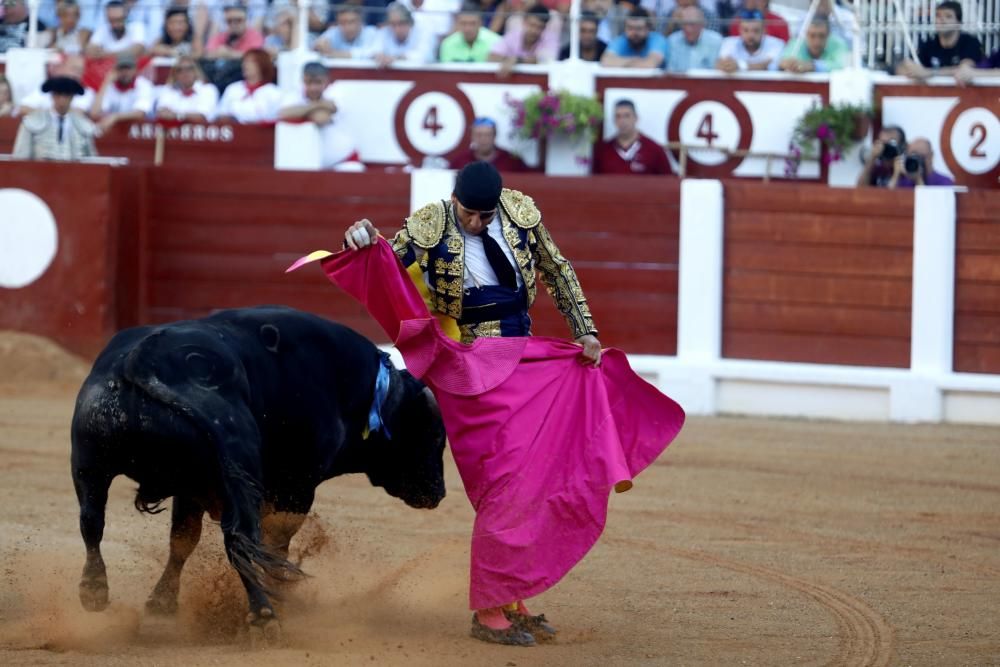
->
[885,138,954,188]
[857,126,907,187]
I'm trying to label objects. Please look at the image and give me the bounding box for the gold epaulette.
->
[404,200,447,249]
[499,189,541,229]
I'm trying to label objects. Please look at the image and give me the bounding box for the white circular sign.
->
[402,91,466,156]
[0,189,58,289]
[677,101,741,166]
[949,107,1000,175]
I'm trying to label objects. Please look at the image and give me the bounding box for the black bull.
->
[71,306,447,626]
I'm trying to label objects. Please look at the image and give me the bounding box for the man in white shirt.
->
[369,2,436,66]
[16,55,95,115]
[278,62,360,169]
[716,9,785,73]
[84,0,146,58]
[401,0,459,44]
[89,52,155,132]
[155,57,219,122]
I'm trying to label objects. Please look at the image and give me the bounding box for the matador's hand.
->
[345,219,380,250]
[575,334,602,367]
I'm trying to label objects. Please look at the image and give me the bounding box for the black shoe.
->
[470,614,536,646]
[504,610,558,642]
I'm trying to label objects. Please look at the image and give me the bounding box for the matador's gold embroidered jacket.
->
[390,188,598,341]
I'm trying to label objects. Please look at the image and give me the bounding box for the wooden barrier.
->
[722,182,915,367]
[954,190,1000,374]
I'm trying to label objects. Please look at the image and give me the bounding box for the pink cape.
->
[290,239,685,609]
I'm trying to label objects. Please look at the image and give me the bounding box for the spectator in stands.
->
[89,52,155,132]
[82,0,168,50]
[0,0,45,53]
[0,75,14,117]
[665,5,720,71]
[489,2,560,71]
[439,3,501,62]
[151,6,199,57]
[592,98,671,174]
[778,16,848,73]
[897,1,983,81]
[84,0,146,58]
[315,6,379,58]
[593,0,631,44]
[886,138,954,188]
[198,0,266,42]
[42,0,85,54]
[600,7,668,68]
[268,0,329,40]
[263,5,300,55]
[155,56,218,122]
[716,9,783,72]
[559,11,606,61]
[205,3,264,58]
[728,0,787,42]
[216,48,282,123]
[662,0,719,37]
[402,0,460,44]
[856,125,906,188]
[806,0,858,48]
[450,117,529,171]
[955,48,1000,86]
[16,55,95,115]
[13,76,98,160]
[370,2,436,66]
[278,62,362,170]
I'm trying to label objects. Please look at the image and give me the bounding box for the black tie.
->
[479,230,518,291]
[58,115,65,143]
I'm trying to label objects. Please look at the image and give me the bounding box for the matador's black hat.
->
[454,161,503,212]
[41,76,86,96]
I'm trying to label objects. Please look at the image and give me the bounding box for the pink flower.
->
[815,123,830,140]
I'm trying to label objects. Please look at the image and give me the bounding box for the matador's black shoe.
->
[470,614,536,646]
[504,610,558,642]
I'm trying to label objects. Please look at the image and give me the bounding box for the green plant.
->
[507,90,603,145]
[786,102,871,176]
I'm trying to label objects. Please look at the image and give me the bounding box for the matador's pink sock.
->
[476,606,513,630]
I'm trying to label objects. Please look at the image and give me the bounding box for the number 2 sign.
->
[941,101,1000,187]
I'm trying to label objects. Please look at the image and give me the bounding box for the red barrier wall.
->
[954,191,1000,374]
[722,182,915,367]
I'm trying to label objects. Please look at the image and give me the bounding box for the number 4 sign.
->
[395,84,476,165]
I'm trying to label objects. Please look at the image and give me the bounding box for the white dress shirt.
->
[458,214,522,290]
[217,81,282,124]
[717,34,785,70]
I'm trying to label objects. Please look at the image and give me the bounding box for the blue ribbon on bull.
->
[364,352,393,440]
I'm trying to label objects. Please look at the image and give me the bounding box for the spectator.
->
[268,0,329,39]
[728,0,787,42]
[155,56,218,122]
[1,0,46,53]
[665,5,720,71]
[450,117,529,172]
[42,0,85,54]
[197,0,266,41]
[81,0,167,50]
[856,125,906,187]
[559,11,606,61]
[662,0,718,37]
[16,55,95,115]
[474,0,505,34]
[600,7,669,69]
[89,52,155,132]
[594,0,631,44]
[263,5,300,55]
[0,75,14,117]
[402,0,461,44]
[808,0,858,48]
[955,47,1000,86]
[13,77,98,160]
[778,16,848,73]
[489,2,560,71]
[278,62,361,170]
[897,1,983,81]
[315,6,378,58]
[716,9,783,72]
[215,48,282,123]
[151,6,199,57]
[886,138,955,188]
[439,3,501,62]
[204,3,264,59]
[85,1,146,58]
[592,98,671,174]
[335,0,391,26]
[370,2,437,66]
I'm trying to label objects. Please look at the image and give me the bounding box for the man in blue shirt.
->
[666,5,722,72]
[600,7,669,69]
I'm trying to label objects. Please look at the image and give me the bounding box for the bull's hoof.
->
[246,608,283,648]
[79,577,110,612]
[144,593,178,616]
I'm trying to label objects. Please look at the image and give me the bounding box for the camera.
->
[904,154,923,175]
[881,140,902,161]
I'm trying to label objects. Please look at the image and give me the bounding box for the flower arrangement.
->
[507,90,604,145]
[785,102,872,177]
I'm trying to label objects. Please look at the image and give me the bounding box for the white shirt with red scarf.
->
[100,76,155,116]
[217,81,282,124]
[155,81,220,121]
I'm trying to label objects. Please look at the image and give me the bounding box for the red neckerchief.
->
[243,81,265,99]
[113,79,136,93]
[180,85,196,97]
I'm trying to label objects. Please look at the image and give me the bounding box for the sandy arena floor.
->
[0,332,998,667]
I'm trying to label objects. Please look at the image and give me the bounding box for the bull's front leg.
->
[146,496,204,615]
[73,468,113,611]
